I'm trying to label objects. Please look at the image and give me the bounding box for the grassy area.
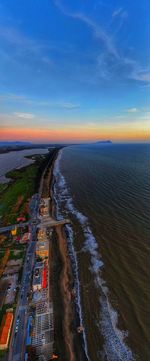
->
[0,183,8,195]
[0,153,49,226]
[0,251,5,260]
[0,304,13,326]
[9,250,25,260]
[0,349,7,359]
[0,165,38,224]
[11,243,25,250]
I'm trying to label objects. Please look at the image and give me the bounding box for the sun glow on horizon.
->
[1,122,150,143]
[0,0,150,143]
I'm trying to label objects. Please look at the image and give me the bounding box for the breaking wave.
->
[53,149,135,361]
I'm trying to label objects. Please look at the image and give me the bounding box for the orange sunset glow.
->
[1,124,150,143]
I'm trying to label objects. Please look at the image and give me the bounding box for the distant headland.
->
[95,140,112,144]
[0,141,32,147]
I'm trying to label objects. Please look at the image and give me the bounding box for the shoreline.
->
[50,148,88,361]
[51,148,137,361]
[52,150,92,361]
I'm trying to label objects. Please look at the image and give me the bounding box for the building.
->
[39,205,49,216]
[31,300,54,360]
[37,229,46,242]
[11,227,17,236]
[17,216,26,222]
[0,312,13,350]
[36,230,49,259]
[20,232,31,244]
[32,265,43,292]
[32,262,48,293]
[42,264,47,289]
[39,198,49,216]
[36,241,49,259]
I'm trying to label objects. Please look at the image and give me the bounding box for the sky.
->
[0,0,150,143]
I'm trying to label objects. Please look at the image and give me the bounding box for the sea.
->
[53,143,150,361]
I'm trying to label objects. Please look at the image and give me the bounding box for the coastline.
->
[1,144,141,360]
[50,148,89,361]
[51,147,137,361]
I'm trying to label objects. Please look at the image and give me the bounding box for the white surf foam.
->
[53,150,90,360]
[53,149,135,361]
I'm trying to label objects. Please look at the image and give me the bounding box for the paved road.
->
[8,190,70,360]
[0,222,29,234]
[12,236,36,361]
[8,194,39,361]
[38,217,71,229]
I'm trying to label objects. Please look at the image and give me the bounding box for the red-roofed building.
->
[17,216,26,222]
[42,265,47,289]
[0,312,13,350]
[20,232,31,244]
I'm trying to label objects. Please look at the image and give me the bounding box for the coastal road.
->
[8,194,39,361]
[12,237,36,361]
[10,234,36,360]
[0,222,29,234]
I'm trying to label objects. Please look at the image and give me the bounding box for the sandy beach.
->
[46,148,86,360]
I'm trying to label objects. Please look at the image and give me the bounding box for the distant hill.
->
[0,141,32,147]
[96,140,112,144]
[0,141,66,154]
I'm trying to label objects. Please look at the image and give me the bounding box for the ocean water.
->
[53,143,150,361]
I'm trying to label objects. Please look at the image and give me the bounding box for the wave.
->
[53,149,135,361]
[53,150,90,360]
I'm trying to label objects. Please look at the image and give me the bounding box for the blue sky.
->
[0,0,150,142]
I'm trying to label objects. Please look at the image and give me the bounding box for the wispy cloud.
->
[0,93,26,102]
[53,1,150,87]
[112,8,128,19]
[53,0,119,59]
[124,58,150,83]
[0,93,80,110]
[14,112,35,119]
[76,13,119,59]
[0,93,49,106]
[0,25,53,70]
[131,71,150,83]
[41,56,53,66]
[127,108,140,113]
[0,25,29,46]
[61,102,80,109]
[112,7,128,35]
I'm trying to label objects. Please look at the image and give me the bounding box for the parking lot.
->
[4,273,18,305]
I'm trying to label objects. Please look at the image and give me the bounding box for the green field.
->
[0,153,49,225]
[0,184,8,194]
[0,251,5,260]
